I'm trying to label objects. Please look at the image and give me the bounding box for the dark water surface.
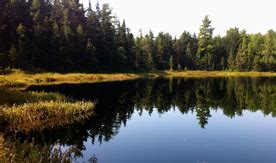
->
[6,77,276,162]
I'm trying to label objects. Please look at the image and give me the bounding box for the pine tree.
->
[115,20,128,68]
[186,42,195,69]
[225,28,241,70]
[100,3,116,69]
[212,36,227,70]
[197,15,214,70]
[0,0,275,72]
[261,30,275,70]
[126,29,136,69]
[235,31,249,71]
[177,31,192,69]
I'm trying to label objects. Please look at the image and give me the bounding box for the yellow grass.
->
[0,88,67,106]
[0,101,94,133]
[0,70,142,89]
[0,69,275,89]
[0,88,94,133]
[164,70,276,78]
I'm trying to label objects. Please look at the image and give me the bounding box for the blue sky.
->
[80,0,276,37]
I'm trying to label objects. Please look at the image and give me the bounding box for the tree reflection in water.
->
[1,77,275,161]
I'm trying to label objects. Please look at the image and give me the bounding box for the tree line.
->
[0,0,275,72]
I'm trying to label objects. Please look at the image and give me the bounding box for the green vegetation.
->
[0,101,94,132]
[0,87,94,161]
[0,69,275,89]
[0,88,94,133]
[0,1,275,72]
[0,68,143,89]
[165,70,276,77]
[0,1,275,159]
[0,88,66,105]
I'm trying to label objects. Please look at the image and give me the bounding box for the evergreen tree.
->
[135,30,154,70]
[197,15,214,70]
[99,3,116,69]
[0,1,274,72]
[212,36,227,70]
[225,28,241,70]
[125,29,136,69]
[115,20,128,68]
[155,32,174,69]
[176,31,192,69]
[235,31,249,71]
[185,42,196,69]
[248,33,264,71]
[261,30,276,70]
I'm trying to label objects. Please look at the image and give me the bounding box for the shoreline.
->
[0,70,276,89]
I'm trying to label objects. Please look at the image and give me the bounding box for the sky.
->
[80,0,276,37]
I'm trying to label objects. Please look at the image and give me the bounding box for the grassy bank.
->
[164,70,276,77]
[0,101,94,133]
[0,69,145,89]
[0,88,94,133]
[0,88,67,106]
[0,69,276,89]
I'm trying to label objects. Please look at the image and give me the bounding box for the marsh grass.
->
[164,70,276,77]
[1,69,275,89]
[0,101,94,132]
[0,85,94,161]
[0,69,141,89]
[0,88,67,106]
[0,88,94,132]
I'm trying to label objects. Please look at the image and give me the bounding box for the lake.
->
[2,77,276,162]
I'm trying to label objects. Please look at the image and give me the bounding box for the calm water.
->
[4,77,276,162]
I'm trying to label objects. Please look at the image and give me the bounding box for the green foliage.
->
[261,31,276,70]
[197,15,214,70]
[175,31,197,70]
[0,88,94,132]
[225,28,242,69]
[0,101,93,131]
[235,32,249,71]
[0,2,274,72]
[0,89,66,106]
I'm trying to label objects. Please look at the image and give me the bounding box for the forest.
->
[0,0,275,72]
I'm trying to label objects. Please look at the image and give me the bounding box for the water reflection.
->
[1,77,276,161]
[28,77,276,129]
